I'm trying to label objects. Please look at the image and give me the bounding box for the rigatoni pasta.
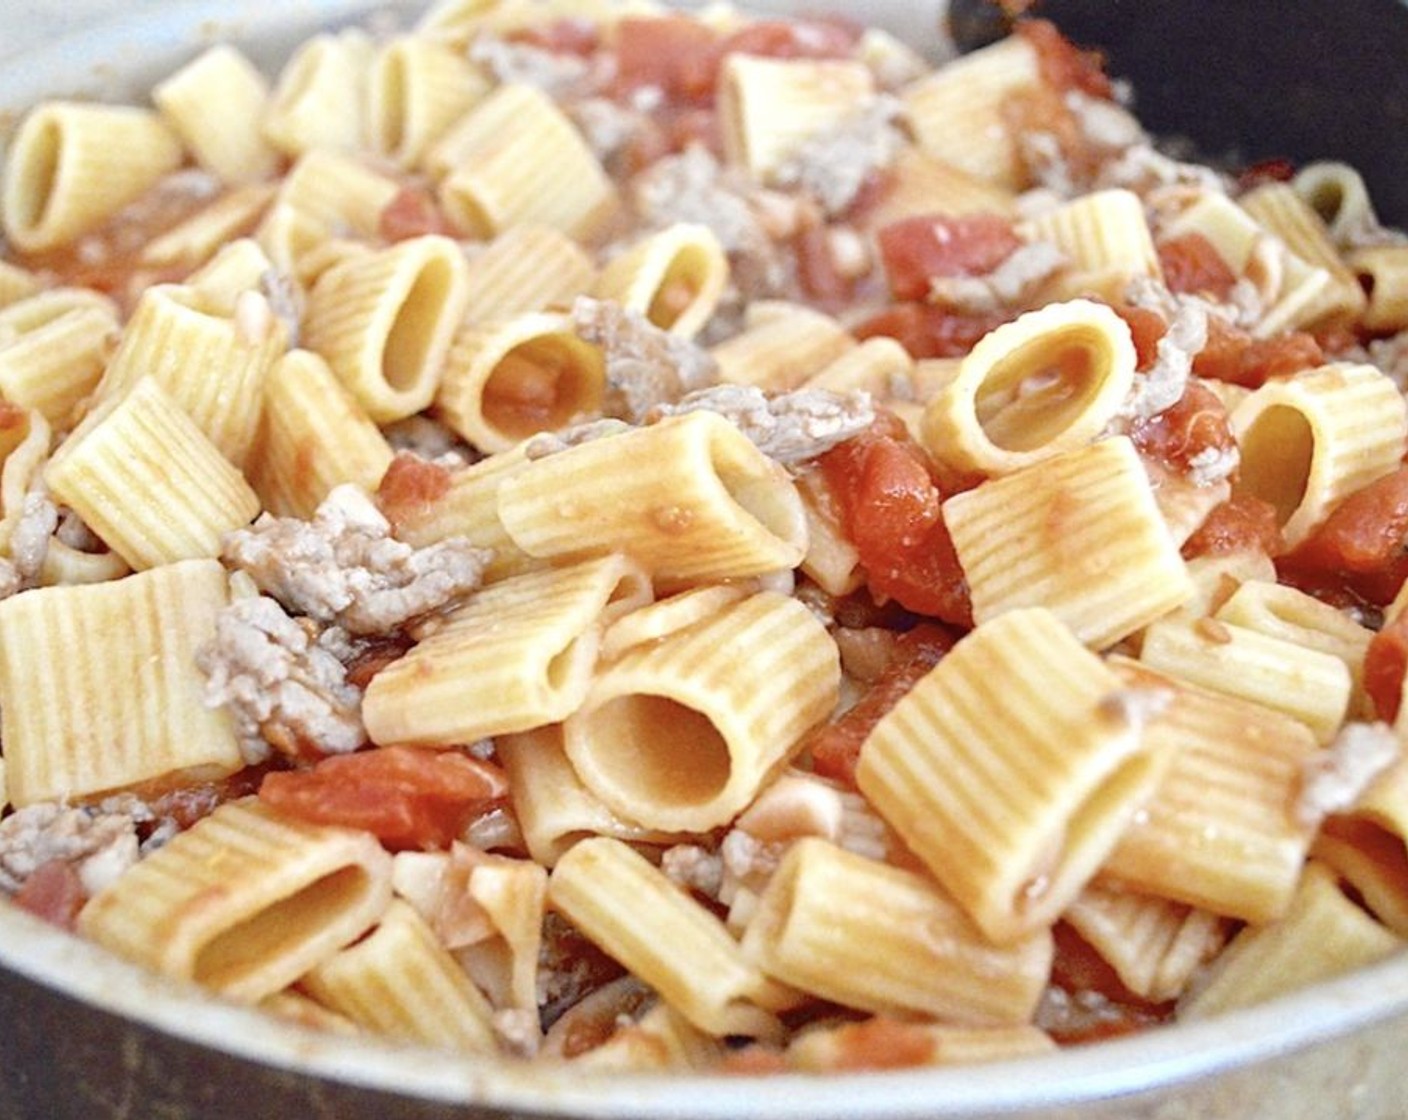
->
[3,0,1408,1083]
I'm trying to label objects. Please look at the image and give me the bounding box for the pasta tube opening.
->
[8,117,58,235]
[194,864,377,991]
[1235,403,1314,526]
[480,334,604,441]
[572,694,733,811]
[974,327,1116,451]
[385,255,458,392]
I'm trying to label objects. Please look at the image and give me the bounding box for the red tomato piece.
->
[1111,304,1168,371]
[1017,18,1113,99]
[1128,381,1236,475]
[1288,467,1408,573]
[819,423,973,625]
[854,302,1010,359]
[718,18,860,63]
[1157,232,1237,301]
[794,225,855,308]
[1365,612,1408,723]
[260,745,509,851]
[1192,317,1324,389]
[1182,494,1283,560]
[809,624,954,787]
[13,860,87,931]
[876,213,1022,301]
[376,451,453,533]
[614,15,720,103]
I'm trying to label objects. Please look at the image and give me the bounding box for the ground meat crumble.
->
[221,483,491,635]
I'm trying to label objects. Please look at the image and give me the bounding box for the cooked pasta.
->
[3,0,1408,1081]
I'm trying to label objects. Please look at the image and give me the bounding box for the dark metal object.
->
[949,0,1408,224]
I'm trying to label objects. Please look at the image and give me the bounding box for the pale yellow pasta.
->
[302,899,499,1053]
[79,797,393,1002]
[0,559,243,806]
[449,848,547,1013]
[856,607,1172,944]
[262,29,373,157]
[0,101,182,252]
[0,407,49,562]
[258,148,401,273]
[785,1021,1056,1072]
[1314,815,1408,939]
[742,837,1053,1023]
[1213,579,1373,711]
[862,146,1018,231]
[1017,189,1161,302]
[152,45,280,183]
[944,436,1194,650]
[900,34,1041,190]
[498,724,684,866]
[434,84,617,240]
[717,55,874,181]
[598,584,748,661]
[1292,160,1379,248]
[802,336,912,397]
[1349,244,1408,333]
[592,223,728,337]
[435,310,606,453]
[497,411,808,582]
[1148,469,1232,551]
[362,553,650,745]
[139,185,277,271]
[1239,182,1368,327]
[921,299,1137,474]
[95,282,286,468]
[564,590,839,832]
[388,444,543,582]
[302,234,471,422]
[45,378,261,571]
[1139,617,1352,745]
[1178,862,1402,1020]
[368,35,490,168]
[0,305,116,428]
[416,0,513,43]
[39,540,131,589]
[184,237,278,304]
[569,1002,723,1071]
[1100,662,1319,924]
[461,225,598,325]
[1065,886,1231,1003]
[1163,550,1279,626]
[0,287,115,336]
[1230,362,1407,547]
[710,301,855,390]
[794,469,862,596]
[248,348,396,519]
[549,836,791,1039]
[1159,191,1333,338]
[0,261,40,309]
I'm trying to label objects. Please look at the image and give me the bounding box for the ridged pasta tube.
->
[496,410,808,582]
[921,299,1136,474]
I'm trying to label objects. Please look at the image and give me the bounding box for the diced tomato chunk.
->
[614,15,720,103]
[376,451,453,533]
[1111,304,1168,371]
[1018,18,1113,99]
[1279,467,1408,605]
[1129,381,1235,476]
[1182,494,1283,560]
[13,860,87,931]
[260,745,509,850]
[819,420,973,625]
[809,624,955,787]
[718,18,860,64]
[1236,156,1297,192]
[1157,232,1237,301]
[794,225,855,308]
[1192,317,1324,389]
[876,213,1022,301]
[854,302,1010,359]
[1365,612,1408,723]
